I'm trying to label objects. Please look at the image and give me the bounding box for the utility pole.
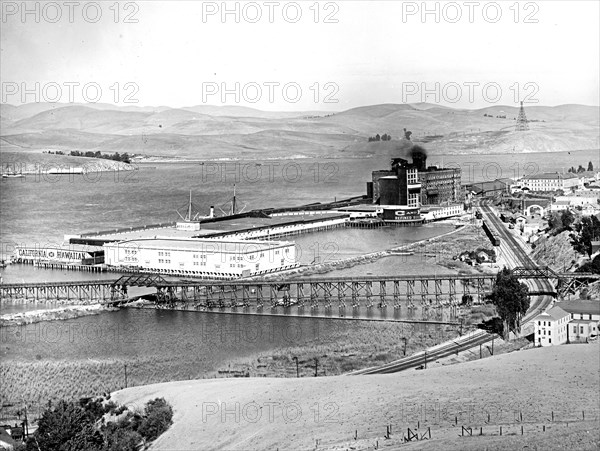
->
[314,358,318,377]
[23,404,29,439]
[124,363,128,388]
[293,356,299,378]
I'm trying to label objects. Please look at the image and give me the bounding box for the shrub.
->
[137,398,174,442]
[106,428,143,451]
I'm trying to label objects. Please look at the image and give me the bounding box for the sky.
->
[1,0,599,111]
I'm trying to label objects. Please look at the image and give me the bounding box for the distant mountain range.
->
[1,102,598,160]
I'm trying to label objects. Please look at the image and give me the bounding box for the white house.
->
[558,301,600,342]
[550,200,570,212]
[533,306,570,346]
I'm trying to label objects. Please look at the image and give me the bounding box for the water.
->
[2,150,599,251]
[1,151,597,402]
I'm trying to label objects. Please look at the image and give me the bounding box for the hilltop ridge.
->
[1,103,598,160]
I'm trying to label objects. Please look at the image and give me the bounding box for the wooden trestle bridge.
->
[1,267,598,308]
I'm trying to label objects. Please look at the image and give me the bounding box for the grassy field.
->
[110,342,600,451]
[0,319,463,420]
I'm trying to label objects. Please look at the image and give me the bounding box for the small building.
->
[14,244,104,265]
[466,179,512,196]
[558,300,600,322]
[381,206,422,224]
[0,426,19,450]
[533,306,570,346]
[568,320,598,342]
[421,204,464,222]
[550,200,570,212]
[336,205,382,219]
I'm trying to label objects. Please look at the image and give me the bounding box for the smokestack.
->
[410,145,428,171]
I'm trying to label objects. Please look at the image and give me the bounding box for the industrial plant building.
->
[103,237,298,279]
[369,152,462,207]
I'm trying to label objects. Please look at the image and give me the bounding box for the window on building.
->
[549,338,551,344]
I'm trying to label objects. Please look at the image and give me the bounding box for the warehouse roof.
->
[557,301,600,316]
[104,238,293,253]
[523,172,579,180]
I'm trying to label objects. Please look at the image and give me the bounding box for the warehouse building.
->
[521,172,582,192]
[103,238,298,279]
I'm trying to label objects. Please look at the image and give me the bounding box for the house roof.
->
[0,428,17,447]
[523,172,579,180]
[534,306,570,322]
[496,178,515,185]
[558,301,600,316]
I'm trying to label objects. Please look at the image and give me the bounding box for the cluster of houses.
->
[455,248,496,266]
[533,300,600,346]
[466,171,600,243]
[467,171,600,198]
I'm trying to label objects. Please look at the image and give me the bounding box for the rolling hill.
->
[1,102,598,160]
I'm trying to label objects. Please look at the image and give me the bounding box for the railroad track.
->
[480,200,554,321]
[350,330,495,375]
[352,201,552,375]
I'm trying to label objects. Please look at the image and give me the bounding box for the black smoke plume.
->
[410,145,428,171]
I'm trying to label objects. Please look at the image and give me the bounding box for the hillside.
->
[1,103,598,160]
[111,343,600,451]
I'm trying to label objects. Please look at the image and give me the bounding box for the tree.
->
[27,401,94,451]
[588,161,594,172]
[137,398,174,442]
[486,268,529,339]
[577,165,585,173]
[560,210,575,230]
[577,254,600,274]
[571,215,600,257]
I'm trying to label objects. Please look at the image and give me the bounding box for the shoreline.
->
[0,303,117,327]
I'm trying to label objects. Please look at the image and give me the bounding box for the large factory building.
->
[104,238,298,279]
[419,167,462,206]
[370,152,461,206]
